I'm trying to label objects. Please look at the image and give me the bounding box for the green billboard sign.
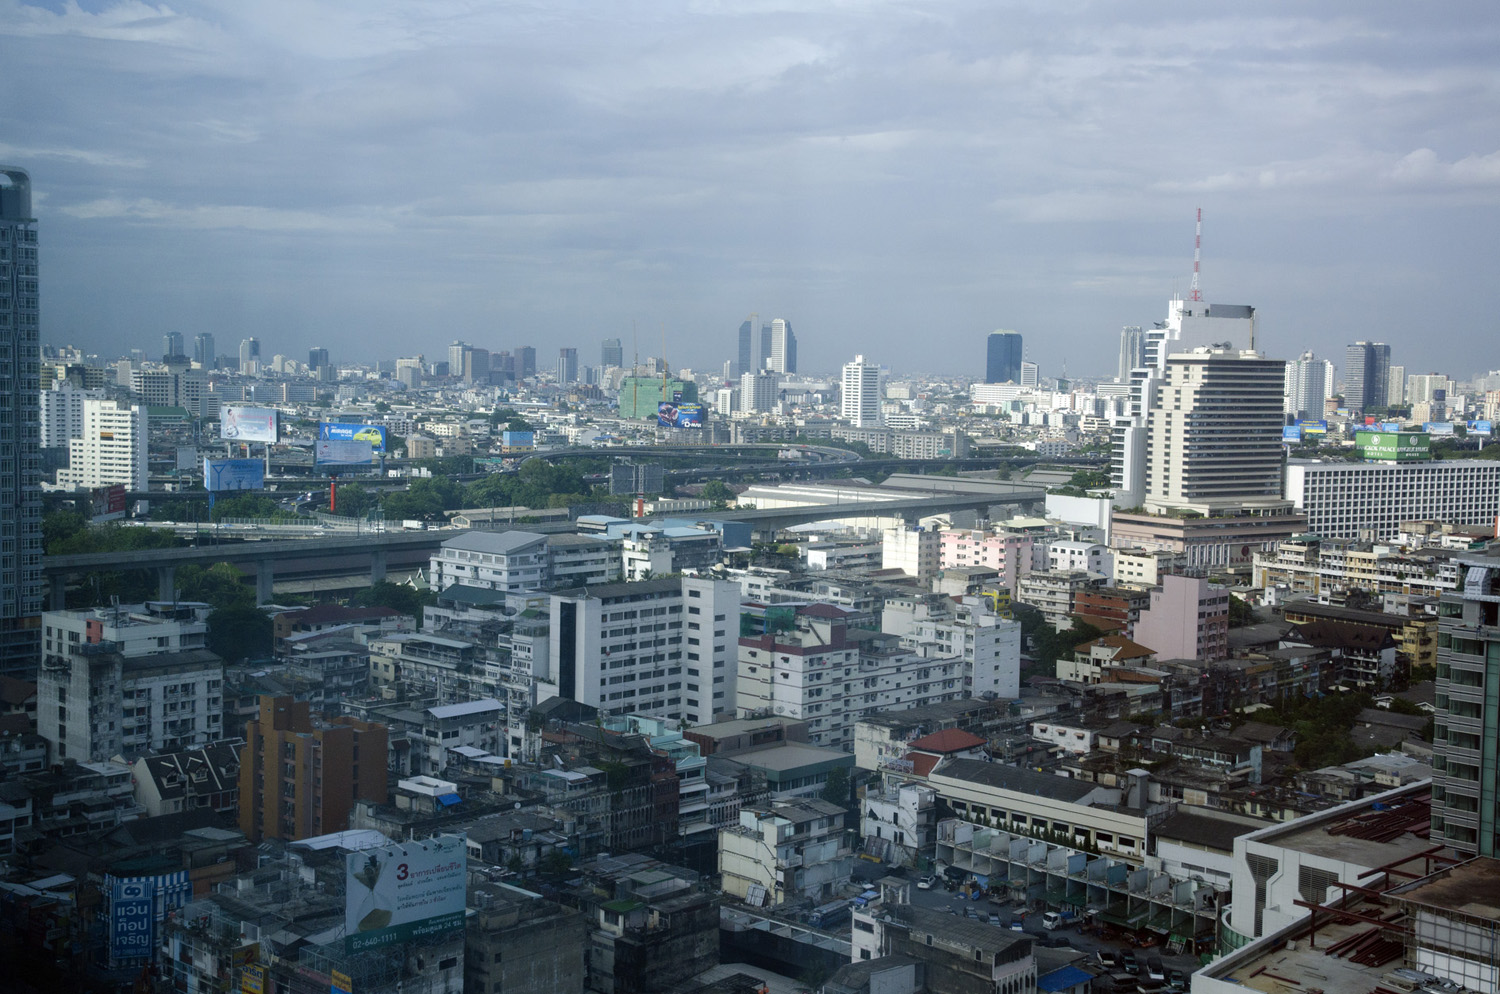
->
[1355,431,1430,462]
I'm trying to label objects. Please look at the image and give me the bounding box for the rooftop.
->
[908,728,987,754]
[931,759,1099,804]
[1391,856,1500,919]
[1245,783,1433,869]
[441,530,547,554]
[427,698,505,720]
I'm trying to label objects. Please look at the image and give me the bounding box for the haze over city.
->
[4,1,1500,375]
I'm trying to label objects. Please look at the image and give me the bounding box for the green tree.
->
[206,605,272,662]
[329,481,375,517]
[352,581,434,625]
[1227,594,1256,628]
[538,850,573,880]
[210,494,295,522]
[42,509,88,552]
[175,562,255,611]
[700,480,735,505]
[383,477,465,521]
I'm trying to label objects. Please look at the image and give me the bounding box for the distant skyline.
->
[4,2,1498,379]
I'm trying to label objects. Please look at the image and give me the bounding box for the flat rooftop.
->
[1241,782,1434,870]
[1391,856,1500,919]
[1201,910,1400,994]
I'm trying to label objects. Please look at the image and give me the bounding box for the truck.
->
[808,900,851,930]
[1042,911,1078,930]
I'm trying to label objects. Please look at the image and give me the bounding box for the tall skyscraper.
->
[1141,347,1288,515]
[736,315,756,376]
[1019,361,1039,389]
[1117,326,1145,383]
[1343,341,1391,413]
[841,354,882,427]
[1111,296,1256,508]
[557,347,578,384]
[601,337,623,368]
[193,332,215,368]
[985,331,1023,384]
[1284,351,1332,420]
[307,346,330,372]
[759,322,773,373]
[55,399,149,490]
[239,336,261,372]
[768,318,797,374]
[0,167,42,678]
[162,331,184,360]
[1386,365,1407,408]
[517,345,536,378]
[1429,552,1500,856]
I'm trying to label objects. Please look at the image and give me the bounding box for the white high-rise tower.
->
[841,354,882,428]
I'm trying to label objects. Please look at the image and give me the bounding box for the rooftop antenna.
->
[1189,207,1203,302]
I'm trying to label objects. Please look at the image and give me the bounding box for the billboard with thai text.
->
[110,878,154,961]
[344,835,466,954]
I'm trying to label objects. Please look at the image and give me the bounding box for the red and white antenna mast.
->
[1188,207,1203,302]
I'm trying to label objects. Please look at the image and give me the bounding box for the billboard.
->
[1282,426,1302,443]
[110,878,154,961]
[316,439,376,465]
[657,401,705,428]
[1423,421,1455,436]
[1296,418,1328,435]
[344,834,466,954]
[1379,421,1403,433]
[501,430,534,448]
[220,405,278,443]
[1469,420,1494,435]
[1356,431,1432,462]
[204,458,266,491]
[320,422,387,451]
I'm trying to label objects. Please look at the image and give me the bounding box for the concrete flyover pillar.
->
[256,560,275,605]
[157,566,176,603]
[371,548,387,584]
[49,574,67,611]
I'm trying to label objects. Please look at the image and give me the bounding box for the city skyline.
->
[2,3,1497,378]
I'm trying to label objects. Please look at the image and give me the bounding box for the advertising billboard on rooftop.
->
[320,422,387,451]
[220,405,278,443]
[203,458,266,491]
[657,401,704,428]
[344,835,466,954]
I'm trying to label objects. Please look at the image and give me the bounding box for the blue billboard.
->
[658,401,705,428]
[1424,421,1455,436]
[1282,426,1302,443]
[316,439,376,465]
[203,458,266,492]
[1379,421,1403,433]
[1469,420,1494,434]
[319,422,387,452]
[110,878,154,961]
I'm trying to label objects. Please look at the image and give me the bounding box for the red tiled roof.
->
[799,603,849,619]
[906,753,941,777]
[908,728,987,753]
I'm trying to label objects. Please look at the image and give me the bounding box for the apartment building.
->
[237,695,387,842]
[37,643,224,763]
[549,575,741,724]
[1254,535,1461,598]
[1132,574,1231,663]
[55,397,148,490]
[881,592,1022,699]
[737,603,992,750]
[1286,459,1500,540]
[428,530,620,593]
[718,798,851,905]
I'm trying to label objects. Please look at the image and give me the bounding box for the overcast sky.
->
[3,1,1498,382]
